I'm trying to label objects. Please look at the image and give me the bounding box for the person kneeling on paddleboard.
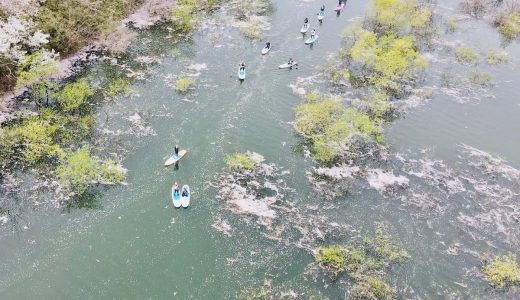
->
[173,182,180,196]
[182,187,189,197]
[265,41,271,49]
[239,61,245,71]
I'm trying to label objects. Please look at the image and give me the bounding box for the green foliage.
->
[486,50,511,65]
[16,51,58,90]
[483,252,520,288]
[363,224,410,265]
[171,0,199,33]
[315,246,347,275]
[105,77,131,98]
[240,286,269,300]
[455,47,479,64]
[56,79,94,111]
[468,70,493,86]
[175,75,196,93]
[330,68,351,82]
[350,31,426,94]
[35,0,143,54]
[225,153,257,173]
[56,147,125,195]
[445,18,457,33]
[56,146,102,195]
[240,21,262,40]
[497,11,520,39]
[11,116,62,163]
[294,94,383,162]
[100,159,125,184]
[351,275,393,300]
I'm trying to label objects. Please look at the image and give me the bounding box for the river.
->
[1,0,520,298]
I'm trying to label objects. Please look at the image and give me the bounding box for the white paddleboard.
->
[278,62,298,69]
[318,12,324,20]
[238,68,246,80]
[305,35,318,44]
[261,46,271,55]
[180,185,190,208]
[300,24,309,33]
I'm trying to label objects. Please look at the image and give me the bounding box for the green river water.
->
[1,0,520,299]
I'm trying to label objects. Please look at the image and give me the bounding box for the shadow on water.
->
[64,190,102,212]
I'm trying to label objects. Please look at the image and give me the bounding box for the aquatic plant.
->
[174,75,196,93]
[445,18,458,33]
[171,0,199,33]
[350,275,393,300]
[455,47,479,64]
[104,77,131,98]
[363,224,410,265]
[55,79,94,111]
[468,70,493,86]
[240,286,269,300]
[483,252,520,288]
[495,11,520,39]
[486,50,512,65]
[225,153,257,173]
[57,146,125,196]
[294,93,383,163]
[315,246,347,276]
[239,21,262,40]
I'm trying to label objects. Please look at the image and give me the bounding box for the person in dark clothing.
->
[239,61,245,71]
[173,182,180,196]
[320,5,325,12]
[174,145,180,156]
[182,187,189,197]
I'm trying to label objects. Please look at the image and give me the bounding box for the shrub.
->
[13,116,62,163]
[56,79,94,111]
[351,275,393,300]
[363,224,409,265]
[171,0,198,33]
[496,11,520,39]
[240,21,262,40]
[16,50,58,90]
[100,159,125,184]
[315,246,347,275]
[483,252,520,288]
[486,50,511,65]
[57,146,102,195]
[105,77,131,98]
[225,153,257,173]
[455,47,479,64]
[468,70,493,86]
[175,75,196,93]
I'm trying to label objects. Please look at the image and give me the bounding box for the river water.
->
[1,0,520,298]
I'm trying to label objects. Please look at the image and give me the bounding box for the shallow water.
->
[1,0,520,298]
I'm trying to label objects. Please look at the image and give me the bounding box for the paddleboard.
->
[334,3,345,11]
[261,46,271,55]
[172,186,181,208]
[278,62,298,69]
[305,35,318,44]
[180,185,190,208]
[238,68,246,80]
[164,149,187,166]
[318,11,324,20]
[300,24,309,33]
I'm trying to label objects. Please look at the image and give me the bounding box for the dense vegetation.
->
[483,252,520,288]
[294,0,431,163]
[314,225,409,299]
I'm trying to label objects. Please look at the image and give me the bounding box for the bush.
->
[171,0,198,33]
[225,153,257,173]
[455,47,479,64]
[12,116,62,164]
[483,252,520,288]
[363,224,409,265]
[240,21,262,40]
[105,77,131,98]
[100,159,125,184]
[35,0,143,54]
[351,275,393,300]
[57,146,102,195]
[56,79,94,111]
[468,70,493,86]
[315,246,347,275]
[175,75,196,93]
[496,11,520,39]
[486,50,511,65]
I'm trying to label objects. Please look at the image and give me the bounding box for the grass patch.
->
[455,47,479,64]
[105,77,131,98]
[225,152,257,173]
[483,252,520,288]
[351,275,393,300]
[468,70,493,86]
[315,246,347,276]
[495,11,520,39]
[171,0,199,33]
[174,75,196,93]
[486,50,511,65]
